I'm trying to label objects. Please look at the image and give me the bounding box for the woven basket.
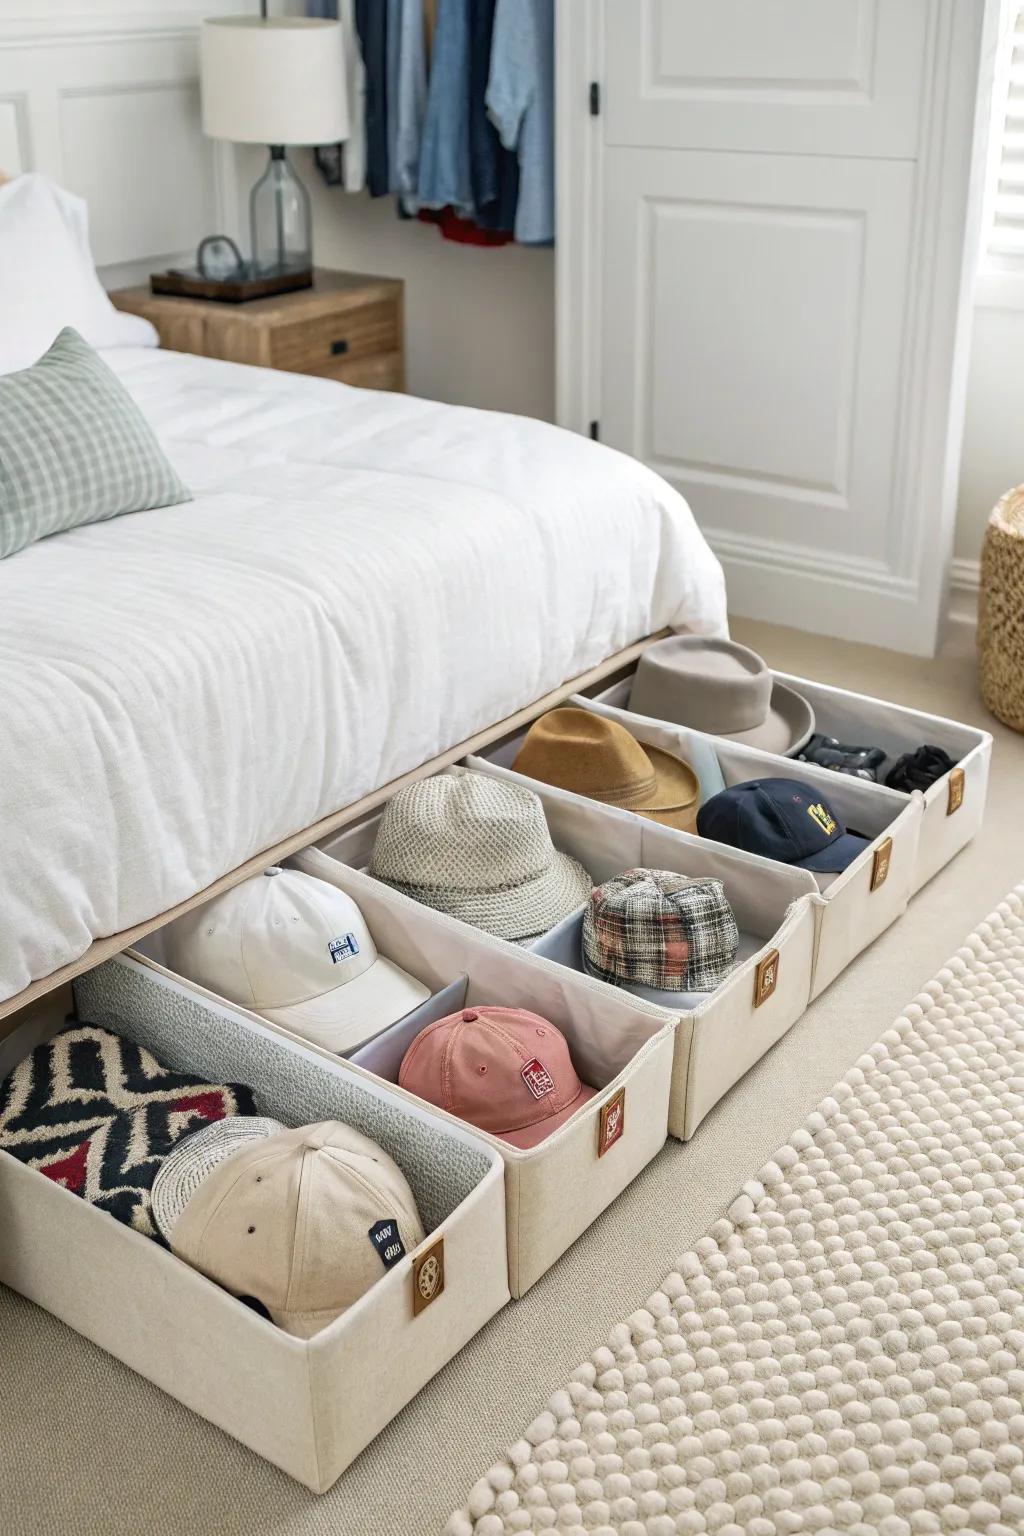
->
[978,484,1024,732]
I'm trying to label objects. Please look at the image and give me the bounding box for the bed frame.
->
[0,631,670,1035]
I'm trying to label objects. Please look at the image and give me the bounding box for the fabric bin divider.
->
[246,846,677,1295]
[470,696,922,1002]
[588,669,990,895]
[460,758,818,1138]
[0,956,509,1492]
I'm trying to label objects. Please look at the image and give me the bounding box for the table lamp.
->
[200,12,348,290]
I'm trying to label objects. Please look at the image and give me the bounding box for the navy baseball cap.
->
[696,777,870,873]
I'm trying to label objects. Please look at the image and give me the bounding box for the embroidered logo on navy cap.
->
[328,932,360,963]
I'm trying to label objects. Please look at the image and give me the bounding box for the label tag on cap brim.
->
[412,1237,444,1316]
[369,1218,407,1269]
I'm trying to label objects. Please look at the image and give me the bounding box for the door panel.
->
[601,150,915,568]
[605,0,930,158]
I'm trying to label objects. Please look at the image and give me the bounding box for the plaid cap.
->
[582,869,739,993]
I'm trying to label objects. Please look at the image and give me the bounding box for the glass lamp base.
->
[250,147,313,278]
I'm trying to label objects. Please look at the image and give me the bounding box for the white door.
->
[558,0,995,654]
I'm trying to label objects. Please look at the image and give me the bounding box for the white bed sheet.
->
[0,348,726,1003]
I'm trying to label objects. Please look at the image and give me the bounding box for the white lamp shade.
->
[200,17,349,146]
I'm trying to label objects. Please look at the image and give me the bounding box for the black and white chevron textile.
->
[0,1024,258,1237]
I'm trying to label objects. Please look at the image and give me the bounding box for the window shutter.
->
[989,4,1024,269]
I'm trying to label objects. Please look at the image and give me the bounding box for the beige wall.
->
[306,160,556,421]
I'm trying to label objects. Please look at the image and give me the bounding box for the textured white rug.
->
[448,888,1024,1536]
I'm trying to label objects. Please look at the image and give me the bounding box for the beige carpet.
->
[449,885,1024,1535]
[2,619,1022,1536]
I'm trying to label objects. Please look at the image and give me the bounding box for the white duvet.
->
[0,349,726,1003]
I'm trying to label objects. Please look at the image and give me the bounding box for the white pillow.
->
[0,173,158,375]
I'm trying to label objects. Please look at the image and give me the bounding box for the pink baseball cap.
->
[398,1006,596,1150]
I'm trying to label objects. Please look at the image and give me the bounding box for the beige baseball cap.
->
[152,1118,426,1338]
[164,867,430,1053]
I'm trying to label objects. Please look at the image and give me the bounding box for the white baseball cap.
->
[164,868,430,1053]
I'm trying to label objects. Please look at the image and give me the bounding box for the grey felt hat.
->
[629,636,814,757]
[369,768,593,943]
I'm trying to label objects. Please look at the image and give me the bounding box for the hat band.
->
[593,772,659,809]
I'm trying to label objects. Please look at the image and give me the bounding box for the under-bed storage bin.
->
[0,960,509,1493]
[590,668,990,897]
[451,763,817,1141]
[769,671,991,894]
[132,851,676,1298]
[475,696,923,1003]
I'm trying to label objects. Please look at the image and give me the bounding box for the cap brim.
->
[381,850,593,944]
[723,683,816,757]
[795,831,870,874]
[261,957,431,1054]
[497,1081,597,1150]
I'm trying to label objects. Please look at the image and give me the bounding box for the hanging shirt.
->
[356,0,391,197]
[486,0,554,245]
[387,0,428,199]
[308,0,367,194]
[468,0,518,233]
[416,0,473,215]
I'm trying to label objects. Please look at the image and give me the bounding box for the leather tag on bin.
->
[870,836,893,892]
[412,1237,444,1316]
[754,949,780,1008]
[947,766,965,816]
[598,1087,626,1157]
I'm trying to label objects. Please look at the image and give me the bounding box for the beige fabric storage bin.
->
[445,763,817,1141]
[476,694,922,1003]
[0,961,509,1492]
[133,852,676,1298]
[769,671,991,894]
[589,667,989,896]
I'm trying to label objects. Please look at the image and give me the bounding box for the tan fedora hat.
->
[513,707,699,833]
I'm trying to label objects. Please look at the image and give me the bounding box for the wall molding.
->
[947,555,981,630]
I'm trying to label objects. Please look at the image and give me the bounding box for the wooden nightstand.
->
[110,269,405,392]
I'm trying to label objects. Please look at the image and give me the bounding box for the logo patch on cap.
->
[807,803,836,837]
[521,1058,555,1100]
[368,1218,407,1269]
[328,932,360,963]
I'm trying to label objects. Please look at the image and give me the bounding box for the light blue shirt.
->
[417,0,473,214]
[387,0,427,198]
[485,0,554,244]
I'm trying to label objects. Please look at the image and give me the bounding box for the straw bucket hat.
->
[512,707,699,833]
[369,768,593,942]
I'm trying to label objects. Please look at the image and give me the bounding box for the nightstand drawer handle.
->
[330,339,349,357]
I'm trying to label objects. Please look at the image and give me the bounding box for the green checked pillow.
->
[0,326,190,559]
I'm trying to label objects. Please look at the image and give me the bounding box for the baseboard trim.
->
[948,556,980,630]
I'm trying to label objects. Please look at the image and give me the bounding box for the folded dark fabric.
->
[0,1023,258,1238]
[884,744,958,793]
[796,733,888,782]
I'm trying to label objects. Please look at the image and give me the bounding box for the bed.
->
[0,341,727,1010]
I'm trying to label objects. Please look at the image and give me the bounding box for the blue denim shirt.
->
[387,0,427,198]
[417,0,473,213]
[485,0,553,244]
